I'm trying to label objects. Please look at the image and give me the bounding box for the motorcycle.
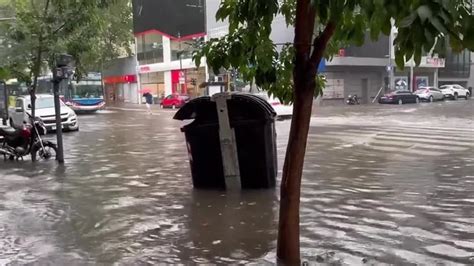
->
[346,94,360,105]
[0,113,57,161]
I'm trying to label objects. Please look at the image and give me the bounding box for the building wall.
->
[469,52,474,90]
[132,0,205,37]
[324,66,385,104]
[103,56,137,77]
[344,35,390,58]
[103,56,139,104]
[132,0,208,101]
[206,0,293,44]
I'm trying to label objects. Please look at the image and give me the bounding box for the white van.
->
[9,94,79,132]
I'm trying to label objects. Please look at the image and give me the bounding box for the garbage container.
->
[174,93,277,190]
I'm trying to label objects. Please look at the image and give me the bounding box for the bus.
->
[38,73,105,113]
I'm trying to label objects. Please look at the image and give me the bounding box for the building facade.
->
[321,32,450,105]
[103,56,139,104]
[132,0,207,103]
[128,1,470,105]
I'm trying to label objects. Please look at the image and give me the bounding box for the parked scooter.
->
[346,94,360,105]
[0,113,57,161]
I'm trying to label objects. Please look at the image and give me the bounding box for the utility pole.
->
[1,81,7,126]
[52,54,74,164]
[52,71,64,163]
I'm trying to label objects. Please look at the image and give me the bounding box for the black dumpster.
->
[174,93,277,189]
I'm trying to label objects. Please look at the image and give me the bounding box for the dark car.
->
[160,94,190,109]
[379,90,420,105]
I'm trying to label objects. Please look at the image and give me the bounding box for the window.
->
[137,33,164,64]
[15,99,23,109]
[170,38,202,61]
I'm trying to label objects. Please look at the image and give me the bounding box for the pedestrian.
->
[143,92,153,115]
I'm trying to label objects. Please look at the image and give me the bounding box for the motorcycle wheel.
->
[31,142,58,162]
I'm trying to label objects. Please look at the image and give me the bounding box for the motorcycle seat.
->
[0,127,18,137]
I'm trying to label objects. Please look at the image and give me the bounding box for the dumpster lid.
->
[173,96,216,120]
[174,93,277,121]
[228,93,276,120]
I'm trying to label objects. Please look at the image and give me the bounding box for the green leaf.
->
[395,48,405,69]
[450,36,463,53]
[430,17,448,34]
[399,12,417,28]
[414,46,422,66]
[417,5,432,23]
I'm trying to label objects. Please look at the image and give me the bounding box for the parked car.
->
[378,90,420,105]
[414,87,445,102]
[440,84,470,100]
[254,93,293,119]
[160,94,190,109]
[9,94,79,132]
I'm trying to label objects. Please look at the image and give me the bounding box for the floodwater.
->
[0,100,473,264]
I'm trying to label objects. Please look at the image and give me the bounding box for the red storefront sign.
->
[171,70,187,94]
[140,66,151,73]
[103,75,137,84]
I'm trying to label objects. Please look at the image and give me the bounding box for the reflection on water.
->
[0,109,473,264]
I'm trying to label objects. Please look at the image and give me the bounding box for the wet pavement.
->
[0,100,473,264]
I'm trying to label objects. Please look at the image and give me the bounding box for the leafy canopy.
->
[194,0,473,103]
[0,0,133,81]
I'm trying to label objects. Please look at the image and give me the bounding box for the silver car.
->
[414,87,445,102]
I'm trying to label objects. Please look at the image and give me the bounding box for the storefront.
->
[394,56,446,92]
[103,74,138,104]
[102,56,139,104]
[137,56,207,102]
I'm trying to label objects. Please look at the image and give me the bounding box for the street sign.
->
[318,59,326,72]
[179,71,185,84]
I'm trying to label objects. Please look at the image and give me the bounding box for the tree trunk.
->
[30,55,41,120]
[277,1,316,264]
[277,83,315,265]
[30,0,50,120]
[277,0,337,264]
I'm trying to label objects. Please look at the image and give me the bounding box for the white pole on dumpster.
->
[212,92,241,190]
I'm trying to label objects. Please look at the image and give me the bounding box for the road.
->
[0,100,473,264]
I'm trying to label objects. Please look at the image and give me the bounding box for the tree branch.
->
[309,21,337,65]
[50,21,68,35]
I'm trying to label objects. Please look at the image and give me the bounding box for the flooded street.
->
[0,100,473,264]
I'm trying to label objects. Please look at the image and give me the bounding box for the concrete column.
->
[134,36,142,105]
[164,70,172,96]
[410,66,414,92]
[434,68,439,88]
[163,36,171,63]
[388,26,394,90]
[136,72,142,105]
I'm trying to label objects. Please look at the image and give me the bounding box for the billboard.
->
[132,0,206,39]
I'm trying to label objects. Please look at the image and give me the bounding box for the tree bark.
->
[30,0,50,120]
[30,45,42,120]
[276,0,337,264]
[277,0,316,264]
[277,85,315,265]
